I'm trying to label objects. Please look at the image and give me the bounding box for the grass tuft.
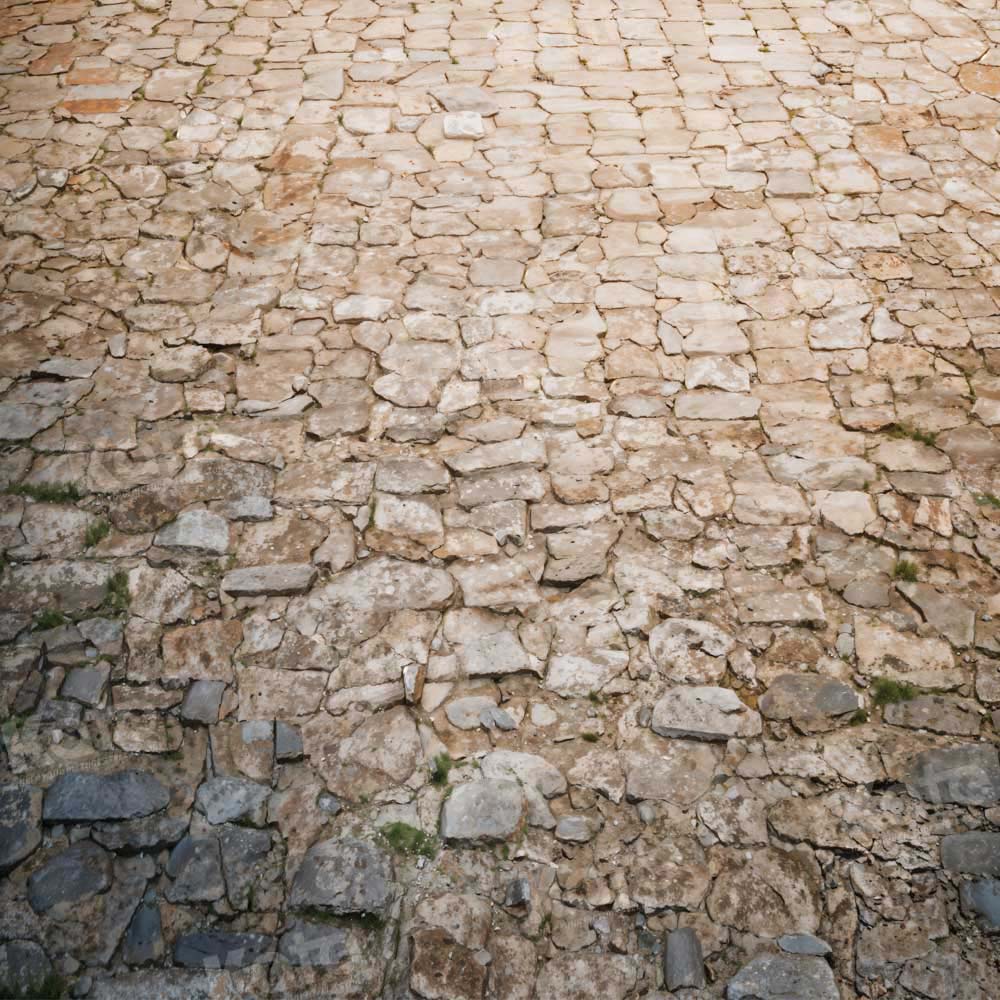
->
[84,519,110,549]
[849,709,869,726]
[103,570,130,613]
[33,609,68,632]
[429,752,453,787]
[893,559,919,583]
[886,424,937,447]
[378,821,438,859]
[975,493,1000,509]
[871,677,918,706]
[0,973,69,998]
[6,482,82,504]
[581,732,600,742]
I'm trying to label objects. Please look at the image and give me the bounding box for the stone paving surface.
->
[2,0,1000,996]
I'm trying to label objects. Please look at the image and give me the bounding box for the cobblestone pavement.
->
[2,0,1000,996]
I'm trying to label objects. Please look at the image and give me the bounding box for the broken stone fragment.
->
[154,510,230,554]
[221,563,316,597]
[651,686,762,741]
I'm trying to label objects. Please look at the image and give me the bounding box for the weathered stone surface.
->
[3,0,1000,991]
[665,927,706,991]
[759,674,860,733]
[0,784,42,873]
[651,687,762,741]
[28,842,113,913]
[708,847,822,938]
[409,928,487,1000]
[941,833,1000,876]
[43,771,170,822]
[290,837,393,915]
[195,777,269,826]
[904,746,1000,807]
[726,953,839,1000]
[534,954,639,1000]
[440,780,525,843]
[221,563,316,596]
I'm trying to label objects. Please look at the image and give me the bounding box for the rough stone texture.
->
[289,837,393,916]
[2,0,1000,996]
[665,927,706,990]
[43,771,169,822]
[440,779,525,843]
[0,785,42,873]
[726,953,839,1000]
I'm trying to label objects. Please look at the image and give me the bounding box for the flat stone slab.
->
[0,784,42,873]
[440,779,525,842]
[651,686,762,741]
[289,837,393,915]
[174,932,275,969]
[28,841,113,913]
[221,563,316,596]
[941,832,1000,875]
[904,746,1000,807]
[43,770,170,822]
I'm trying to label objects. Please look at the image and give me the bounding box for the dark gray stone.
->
[504,878,531,908]
[758,673,859,732]
[904,746,1000,806]
[195,777,269,826]
[43,770,170,822]
[166,836,226,903]
[92,814,188,852]
[0,784,42,873]
[123,901,164,965]
[777,933,832,956]
[60,664,110,706]
[174,931,275,969]
[219,825,272,910]
[27,841,113,913]
[665,927,705,991]
[290,837,392,916]
[275,721,303,761]
[181,680,226,724]
[0,940,52,995]
[941,832,1000,875]
[726,953,838,1000]
[960,879,1000,929]
[279,922,351,966]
